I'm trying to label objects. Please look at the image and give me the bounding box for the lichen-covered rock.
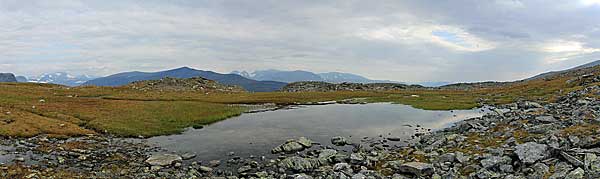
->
[565,167,585,179]
[272,137,314,154]
[515,142,548,164]
[331,136,350,146]
[279,156,319,172]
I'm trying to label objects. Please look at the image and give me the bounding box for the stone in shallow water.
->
[181,153,196,160]
[297,137,313,147]
[272,137,313,154]
[145,154,182,166]
[331,136,350,146]
[515,142,548,164]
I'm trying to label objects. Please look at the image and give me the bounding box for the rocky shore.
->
[2,86,600,178]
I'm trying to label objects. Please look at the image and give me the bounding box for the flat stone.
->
[145,154,182,166]
[535,116,556,123]
[199,166,213,173]
[515,142,548,164]
[480,156,511,169]
[181,153,196,160]
[397,162,434,176]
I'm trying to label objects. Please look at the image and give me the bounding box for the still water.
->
[147,103,486,161]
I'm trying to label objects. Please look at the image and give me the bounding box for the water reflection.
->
[147,103,486,161]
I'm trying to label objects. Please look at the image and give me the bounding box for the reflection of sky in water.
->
[147,103,484,161]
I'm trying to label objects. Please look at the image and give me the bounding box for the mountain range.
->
[83,67,287,92]
[231,70,400,84]
[27,72,96,86]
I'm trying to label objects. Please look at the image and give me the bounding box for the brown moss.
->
[560,124,600,137]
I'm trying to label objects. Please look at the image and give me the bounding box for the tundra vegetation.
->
[0,66,593,137]
[1,66,600,178]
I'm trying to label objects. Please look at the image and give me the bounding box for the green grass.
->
[84,101,247,137]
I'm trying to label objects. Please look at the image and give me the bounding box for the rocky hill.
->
[527,59,600,81]
[437,60,600,90]
[127,77,246,93]
[281,81,421,92]
[0,73,17,82]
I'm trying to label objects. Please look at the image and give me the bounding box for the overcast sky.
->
[1,0,600,82]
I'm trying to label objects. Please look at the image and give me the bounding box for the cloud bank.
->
[1,0,599,82]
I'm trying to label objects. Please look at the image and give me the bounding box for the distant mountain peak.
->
[28,72,96,86]
[0,73,17,82]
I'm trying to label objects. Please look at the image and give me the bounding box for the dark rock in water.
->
[0,73,17,82]
[387,137,401,141]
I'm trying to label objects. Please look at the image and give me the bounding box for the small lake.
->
[147,103,486,161]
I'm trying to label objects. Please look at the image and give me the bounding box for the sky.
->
[1,0,600,82]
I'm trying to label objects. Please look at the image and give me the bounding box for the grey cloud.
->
[0,0,599,82]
